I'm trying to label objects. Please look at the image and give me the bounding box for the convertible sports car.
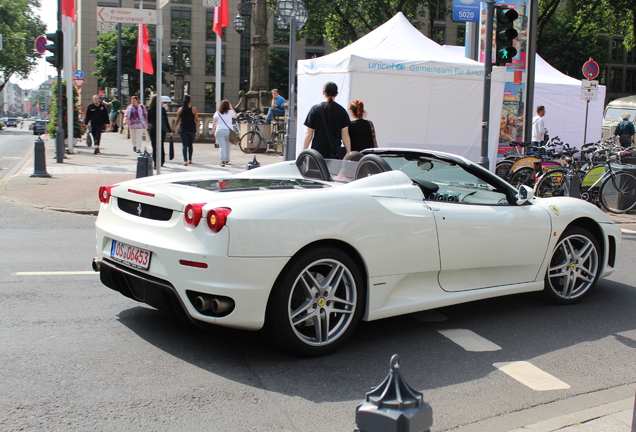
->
[94,148,621,356]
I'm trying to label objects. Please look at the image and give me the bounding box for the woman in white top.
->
[211,99,237,167]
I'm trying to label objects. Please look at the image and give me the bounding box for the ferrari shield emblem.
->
[549,205,560,216]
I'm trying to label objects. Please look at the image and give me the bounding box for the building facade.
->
[600,35,636,102]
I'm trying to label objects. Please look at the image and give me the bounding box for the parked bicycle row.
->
[496,137,636,214]
[234,112,286,155]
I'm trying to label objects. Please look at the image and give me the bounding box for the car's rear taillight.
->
[98,185,117,204]
[206,208,232,233]
[184,203,206,227]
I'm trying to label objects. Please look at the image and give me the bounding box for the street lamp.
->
[166,37,192,106]
[276,0,307,160]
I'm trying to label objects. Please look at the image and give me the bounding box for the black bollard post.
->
[31,136,51,178]
[355,355,433,432]
[135,148,153,178]
[247,156,261,170]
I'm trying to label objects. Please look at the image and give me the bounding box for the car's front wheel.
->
[267,246,364,356]
[544,227,600,304]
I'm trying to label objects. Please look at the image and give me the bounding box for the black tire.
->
[495,160,514,180]
[598,171,636,214]
[535,169,567,198]
[544,226,600,304]
[509,167,535,188]
[238,131,263,154]
[266,246,365,356]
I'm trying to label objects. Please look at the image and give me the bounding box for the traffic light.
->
[45,30,63,69]
[107,58,116,70]
[494,6,518,66]
[40,102,46,111]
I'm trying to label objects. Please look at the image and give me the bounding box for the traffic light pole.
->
[479,0,495,170]
[55,0,64,164]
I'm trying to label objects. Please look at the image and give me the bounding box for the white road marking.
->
[14,271,97,275]
[414,310,448,322]
[621,228,636,234]
[438,329,502,352]
[493,361,571,391]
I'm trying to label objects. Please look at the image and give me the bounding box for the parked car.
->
[601,95,636,139]
[5,118,18,127]
[93,148,622,356]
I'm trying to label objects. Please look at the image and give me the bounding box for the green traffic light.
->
[44,30,63,69]
[494,6,519,66]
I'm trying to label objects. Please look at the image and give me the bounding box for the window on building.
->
[609,68,623,93]
[627,47,636,65]
[205,83,224,112]
[611,38,624,63]
[169,81,190,101]
[598,69,607,86]
[206,10,226,40]
[171,7,191,39]
[305,49,324,58]
[239,16,251,92]
[626,69,636,94]
[432,0,446,20]
[205,45,225,75]
[456,26,466,46]
[172,0,191,3]
[432,25,445,45]
[274,26,290,45]
[306,35,324,46]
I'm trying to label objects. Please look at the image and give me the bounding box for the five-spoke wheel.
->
[544,227,600,304]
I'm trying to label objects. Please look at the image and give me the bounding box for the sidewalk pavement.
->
[0,129,634,432]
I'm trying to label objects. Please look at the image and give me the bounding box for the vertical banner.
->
[62,0,75,152]
[479,1,529,156]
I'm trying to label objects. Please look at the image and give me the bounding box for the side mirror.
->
[516,185,534,205]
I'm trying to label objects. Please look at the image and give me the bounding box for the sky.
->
[12,1,59,90]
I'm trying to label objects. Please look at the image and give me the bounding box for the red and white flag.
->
[62,0,75,22]
[136,24,154,75]
[213,0,229,37]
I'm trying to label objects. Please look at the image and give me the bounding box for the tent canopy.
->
[297,13,506,169]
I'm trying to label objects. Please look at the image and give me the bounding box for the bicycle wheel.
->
[509,167,535,188]
[238,131,263,154]
[495,160,514,180]
[535,169,567,198]
[598,171,636,213]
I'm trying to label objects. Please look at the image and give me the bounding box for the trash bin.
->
[136,149,154,178]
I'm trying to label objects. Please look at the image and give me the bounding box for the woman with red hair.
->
[348,100,377,152]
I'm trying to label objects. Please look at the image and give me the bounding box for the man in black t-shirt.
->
[303,82,351,159]
[84,95,110,154]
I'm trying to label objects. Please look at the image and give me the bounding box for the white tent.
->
[297,13,506,169]
[444,46,606,147]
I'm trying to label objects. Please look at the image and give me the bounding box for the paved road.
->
[1,200,634,431]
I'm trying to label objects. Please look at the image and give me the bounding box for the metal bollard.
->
[564,171,580,199]
[31,136,51,178]
[136,148,154,178]
[355,355,433,432]
[247,156,261,170]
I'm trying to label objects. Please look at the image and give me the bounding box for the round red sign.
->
[582,58,599,80]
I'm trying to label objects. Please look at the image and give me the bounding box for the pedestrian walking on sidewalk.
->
[123,96,148,153]
[211,99,237,167]
[147,95,172,167]
[85,95,109,154]
[174,95,200,166]
[303,82,351,159]
[104,95,121,132]
[613,113,636,148]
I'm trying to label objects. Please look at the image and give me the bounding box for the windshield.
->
[604,107,636,122]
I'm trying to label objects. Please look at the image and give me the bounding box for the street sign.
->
[159,0,170,9]
[73,78,86,89]
[97,22,116,33]
[582,58,599,80]
[96,7,157,24]
[34,35,47,54]
[581,79,599,90]
[203,0,221,6]
[581,79,598,101]
[452,0,479,22]
[74,70,84,79]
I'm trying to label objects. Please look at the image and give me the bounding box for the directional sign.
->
[73,78,86,89]
[34,35,47,54]
[582,58,600,80]
[96,7,157,24]
[74,70,84,80]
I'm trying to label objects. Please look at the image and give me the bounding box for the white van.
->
[602,95,636,139]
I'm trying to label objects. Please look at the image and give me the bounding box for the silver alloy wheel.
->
[287,258,357,346]
[546,232,599,300]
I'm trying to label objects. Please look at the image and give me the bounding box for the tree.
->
[89,26,158,100]
[47,80,84,139]
[268,48,289,97]
[0,0,46,93]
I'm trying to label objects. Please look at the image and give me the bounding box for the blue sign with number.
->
[74,70,84,79]
[453,0,479,22]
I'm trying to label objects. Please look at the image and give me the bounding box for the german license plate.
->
[110,240,151,270]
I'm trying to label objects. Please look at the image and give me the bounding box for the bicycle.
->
[534,144,636,214]
[507,138,566,188]
[238,114,286,154]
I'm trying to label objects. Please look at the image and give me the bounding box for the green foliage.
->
[268,48,289,98]
[47,80,84,139]
[0,0,46,92]
[89,26,158,100]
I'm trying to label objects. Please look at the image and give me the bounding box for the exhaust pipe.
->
[194,295,233,315]
[210,298,232,314]
[194,296,211,312]
[92,258,101,272]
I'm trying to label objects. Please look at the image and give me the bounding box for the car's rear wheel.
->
[544,227,600,304]
[266,246,364,356]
